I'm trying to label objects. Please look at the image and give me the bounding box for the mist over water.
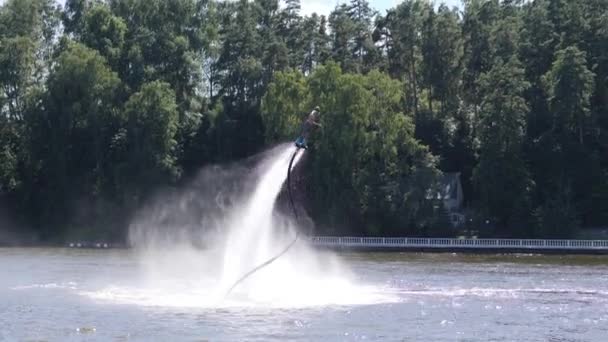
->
[90,143,393,308]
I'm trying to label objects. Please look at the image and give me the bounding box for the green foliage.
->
[1,0,608,241]
[24,42,121,234]
[0,0,59,119]
[0,125,19,192]
[474,57,534,232]
[109,0,210,108]
[0,0,59,40]
[378,0,426,114]
[262,63,441,234]
[62,0,88,36]
[534,190,580,238]
[421,4,463,114]
[462,0,499,106]
[42,41,121,185]
[81,4,127,64]
[124,81,180,184]
[0,36,36,120]
[543,46,595,144]
[328,0,379,73]
[261,70,310,142]
[519,0,557,139]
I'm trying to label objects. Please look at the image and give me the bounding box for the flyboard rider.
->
[294,106,322,149]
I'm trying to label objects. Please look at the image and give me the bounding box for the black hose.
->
[224,148,302,298]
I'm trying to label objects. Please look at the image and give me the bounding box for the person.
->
[295,106,322,149]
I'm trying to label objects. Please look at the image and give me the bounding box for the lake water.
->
[1,248,607,341]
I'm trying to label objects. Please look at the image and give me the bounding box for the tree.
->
[62,0,88,36]
[329,4,357,72]
[543,46,595,145]
[316,15,331,65]
[548,0,589,49]
[109,0,209,114]
[261,70,310,142]
[0,119,20,193]
[473,57,533,235]
[534,46,597,228]
[255,0,288,86]
[0,0,59,41]
[534,188,580,238]
[346,0,378,73]
[215,0,262,103]
[462,0,499,113]
[519,0,557,139]
[123,81,180,192]
[212,0,268,159]
[379,0,426,115]
[299,14,330,75]
[279,0,304,69]
[81,3,127,66]
[0,37,35,121]
[489,5,521,64]
[381,2,464,178]
[0,0,59,233]
[29,42,120,235]
[263,63,441,234]
[0,0,59,119]
[418,4,464,171]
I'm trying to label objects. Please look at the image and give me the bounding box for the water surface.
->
[1,248,607,341]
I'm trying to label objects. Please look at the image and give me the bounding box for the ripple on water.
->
[10,282,78,291]
[389,286,608,302]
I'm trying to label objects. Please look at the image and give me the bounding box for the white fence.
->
[307,236,608,251]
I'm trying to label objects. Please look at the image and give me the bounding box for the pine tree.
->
[462,0,499,113]
[346,0,377,73]
[379,0,427,115]
[474,57,533,233]
[520,0,557,139]
[543,46,595,145]
[280,0,304,69]
[329,4,356,72]
[421,4,463,115]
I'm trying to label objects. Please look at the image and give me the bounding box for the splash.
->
[83,143,395,308]
[219,146,303,292]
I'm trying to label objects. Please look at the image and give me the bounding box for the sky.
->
[300,0,463,16]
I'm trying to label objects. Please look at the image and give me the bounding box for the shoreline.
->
[310,246,608,255]
[3,236,608,255]
[308,237,608,255]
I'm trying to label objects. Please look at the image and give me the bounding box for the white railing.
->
[307,236,608,250]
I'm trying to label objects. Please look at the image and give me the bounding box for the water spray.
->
[224,148,304,297]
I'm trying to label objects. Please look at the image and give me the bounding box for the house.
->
[437,172,465,227]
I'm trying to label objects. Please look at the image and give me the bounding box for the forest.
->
[0,0,607,243]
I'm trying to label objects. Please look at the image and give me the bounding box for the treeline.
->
[0,0,606,241]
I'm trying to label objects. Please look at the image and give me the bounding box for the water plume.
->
[88,143,393,308]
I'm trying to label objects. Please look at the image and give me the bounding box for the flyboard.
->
[223,144,305,297]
